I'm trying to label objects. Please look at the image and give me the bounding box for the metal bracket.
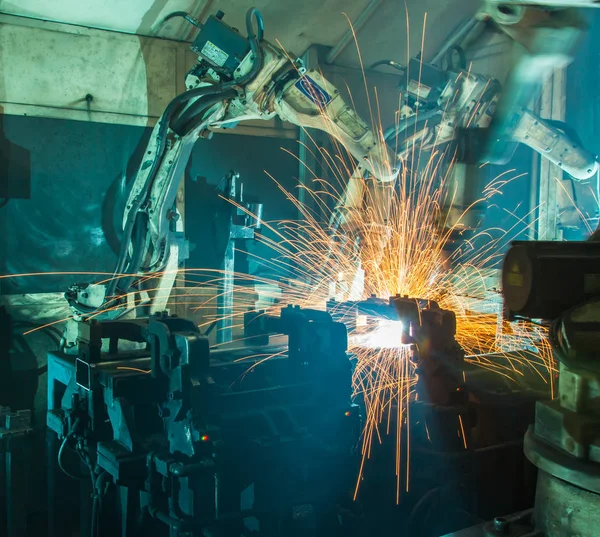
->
[0,408,32,441]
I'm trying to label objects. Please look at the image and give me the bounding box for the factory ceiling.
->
[0,0,481,67]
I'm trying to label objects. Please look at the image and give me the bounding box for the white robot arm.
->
[66,8,397,317]
[471,1,599,167]
[388,1,598,235]
[66,2,600,318]
[390,51,597,181]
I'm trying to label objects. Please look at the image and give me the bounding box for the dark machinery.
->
[444,240,600,537]
[216,170,263,344]
[502,241,600,321]
[0,306,35,537]
[46,308,359,537]
[326,296,543,537]
[500,240,600,537]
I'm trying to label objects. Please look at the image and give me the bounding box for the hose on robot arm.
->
[103,84,231,301]
[108,7,264,296]
[69,8,266,316]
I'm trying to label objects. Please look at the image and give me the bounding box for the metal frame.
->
[536,69,567,240]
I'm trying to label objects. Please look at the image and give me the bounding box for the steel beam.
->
[325,0,384,64]
[537,68,566,240]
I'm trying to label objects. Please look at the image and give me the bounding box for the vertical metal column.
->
[529,148,540,238]
[217,173,238,345]
[537,68,566,240]
[0,409,33,537]
[216,172,262,344]
[117,486,140,537]
[217,239,235,345]
[5,448,26,537]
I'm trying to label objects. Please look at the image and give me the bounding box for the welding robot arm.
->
[394,70,598,182]
[477,0,596,177]
[272,69,399,288]
[65,7,397,318]
[499,108,597,181]
[447,106,599,234]
[445,0,600,234]
[375,21,597,239]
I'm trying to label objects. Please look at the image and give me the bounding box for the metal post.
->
[217,239,235,345]
[529,152,541,239]
[429,18,486,66]
[0,410,33,537]
[217,173,237,345]
[216,172,261,344]
[537,68,566,240]
[5,448,26,537]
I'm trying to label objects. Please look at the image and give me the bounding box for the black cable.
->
[546,119,585,147]
[246,7,264,41]
[105,83,224,299]
[383,109,443,143]
[161,11,202,29]
[445,45,467,71]
[171,90,237,135]
[369,59,405,72]
[224,7,265,89]
[99,8,266,313]
[203,320,218,337]
[57,437,88,480]
[182,91,238,135]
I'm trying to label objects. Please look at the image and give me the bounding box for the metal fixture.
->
[216,170,263,344]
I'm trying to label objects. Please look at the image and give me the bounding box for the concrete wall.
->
[0,0,205,40]
[0,14,297,137]
[0,14,195,126]
[0,0,371,55]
